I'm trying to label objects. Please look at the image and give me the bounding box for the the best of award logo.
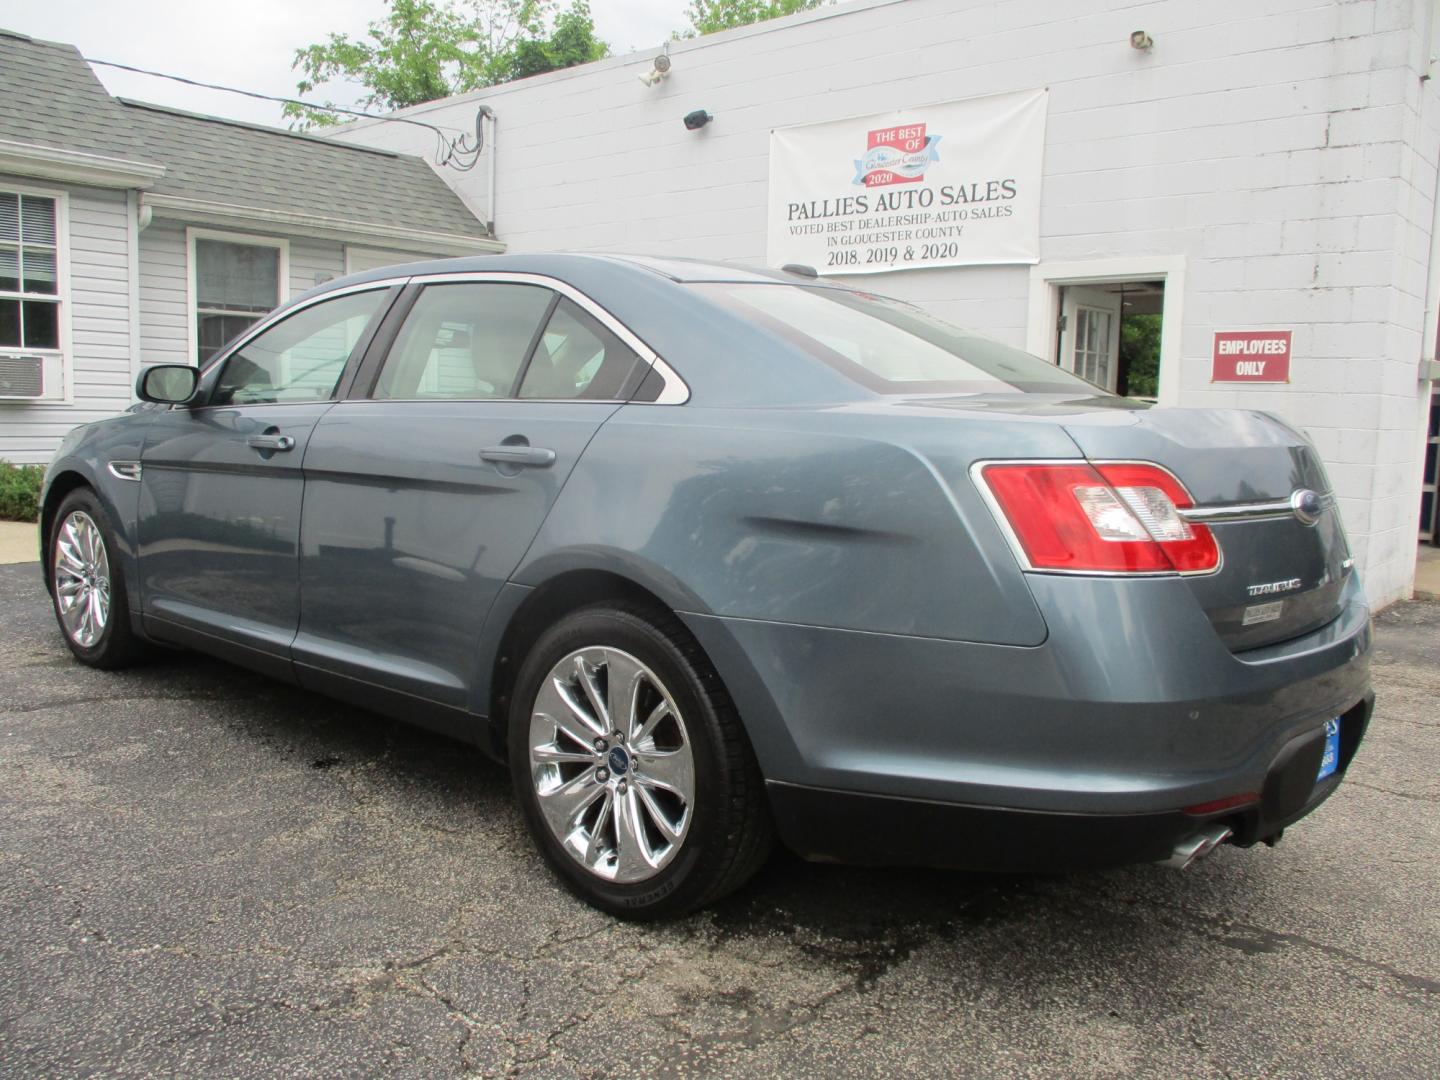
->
[853,123,941,188]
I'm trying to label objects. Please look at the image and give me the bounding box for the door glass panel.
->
[519,297,641,399]
[372,282,553,400]
[1072,306,1113,388]
[211,289,387,406]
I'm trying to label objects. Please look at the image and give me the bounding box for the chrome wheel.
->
[528,646,695,883]
[53,510,111,649]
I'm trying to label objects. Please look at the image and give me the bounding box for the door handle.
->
[479,445,556,468]
[247,434,296,452]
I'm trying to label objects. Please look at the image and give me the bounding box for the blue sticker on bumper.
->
[1317,718,1341,781]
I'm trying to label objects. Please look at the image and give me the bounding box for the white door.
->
[1059,287,1122,392]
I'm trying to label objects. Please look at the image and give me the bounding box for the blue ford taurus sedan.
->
[40,254,1372,917]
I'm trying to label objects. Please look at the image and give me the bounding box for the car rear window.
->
[696,283,1100,395]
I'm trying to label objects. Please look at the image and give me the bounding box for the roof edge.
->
[0,137,165,189]
[140,192,502,254]
[115,98,410,160]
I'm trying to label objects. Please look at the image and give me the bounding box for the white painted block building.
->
[330,0,1440,609]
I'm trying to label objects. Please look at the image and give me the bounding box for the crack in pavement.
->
[0,692,237,716]
[1081,887,1440,998]
[1345,779,1438,804]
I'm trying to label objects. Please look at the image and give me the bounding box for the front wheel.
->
[48,489,145,669]
[509,602,772,919]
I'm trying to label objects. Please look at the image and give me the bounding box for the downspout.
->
[477,105,497,237]
[126,190,143,393]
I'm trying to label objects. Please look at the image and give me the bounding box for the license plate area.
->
[1316,717,1341,781]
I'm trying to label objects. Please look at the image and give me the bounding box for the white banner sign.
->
[766,89,1048,276]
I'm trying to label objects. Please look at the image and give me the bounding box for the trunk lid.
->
[1056,405,1352,651]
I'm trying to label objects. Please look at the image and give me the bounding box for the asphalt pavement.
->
[1,560,1437,1078]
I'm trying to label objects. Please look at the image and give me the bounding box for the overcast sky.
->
[3,0,689,126]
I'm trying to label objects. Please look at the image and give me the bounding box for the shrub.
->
[0,460,44,522]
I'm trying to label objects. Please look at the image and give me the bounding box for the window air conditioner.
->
[0,354,45,399]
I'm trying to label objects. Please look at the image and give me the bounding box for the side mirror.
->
[136,364,200,405]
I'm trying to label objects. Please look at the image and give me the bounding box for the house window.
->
[0,192,61,352]
[193,235,285,365]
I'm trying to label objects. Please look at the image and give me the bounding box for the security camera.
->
[683,109,712,131]
[1130,29,1154,50]
[638,52,671,87]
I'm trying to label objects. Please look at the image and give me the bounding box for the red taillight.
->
[979,461,1219,575]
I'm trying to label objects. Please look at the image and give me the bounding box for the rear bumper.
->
[682,571,1373,829]
[766,694,1372,872]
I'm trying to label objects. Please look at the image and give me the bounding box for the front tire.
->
[49,488,145,669]
[509,602,772,919]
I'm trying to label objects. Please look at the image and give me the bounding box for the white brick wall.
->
[332,0,1439,608]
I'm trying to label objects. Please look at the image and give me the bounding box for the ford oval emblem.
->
[1291,488,1323,526]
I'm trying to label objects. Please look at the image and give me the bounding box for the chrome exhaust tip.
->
[1161,824,1234,870]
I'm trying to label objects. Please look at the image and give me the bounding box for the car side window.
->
[372,283,554,400]
[518,297,642,400]
[210,289,388,407]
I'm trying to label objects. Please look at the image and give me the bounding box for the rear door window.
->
[372,282,554,400]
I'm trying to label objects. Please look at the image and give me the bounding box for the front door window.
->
[211,289,389,406]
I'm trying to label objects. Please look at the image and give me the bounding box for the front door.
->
[294,278,647,708]
[1060,286,1122,393]
[137,287,393,671]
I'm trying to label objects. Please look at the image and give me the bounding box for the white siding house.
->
[328,0,1440,608]
[0,28,498,465]
[0,180,136,458]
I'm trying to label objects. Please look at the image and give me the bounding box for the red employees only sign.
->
[1212,330,1292,383]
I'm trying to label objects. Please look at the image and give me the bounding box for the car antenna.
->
[781,263,818,278]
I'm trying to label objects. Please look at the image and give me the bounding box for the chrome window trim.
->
[194,271,691,406]
[400,270,690,405]
[968,457,1225,579]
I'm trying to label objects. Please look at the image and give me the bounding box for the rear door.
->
[137,286,394,673]
[294,275,648,707]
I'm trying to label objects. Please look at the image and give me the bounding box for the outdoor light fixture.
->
[683,109,712,131]
[1130,29,1154,50]
[638,50,672,87]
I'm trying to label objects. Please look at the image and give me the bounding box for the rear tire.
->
[48,488,146,669]
[508,601,772,919]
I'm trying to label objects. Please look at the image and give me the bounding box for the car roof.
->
[315,251,841,293]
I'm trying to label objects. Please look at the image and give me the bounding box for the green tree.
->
[681,0,831,36]
[286,0,607,127]
[1118,313,1162,398]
